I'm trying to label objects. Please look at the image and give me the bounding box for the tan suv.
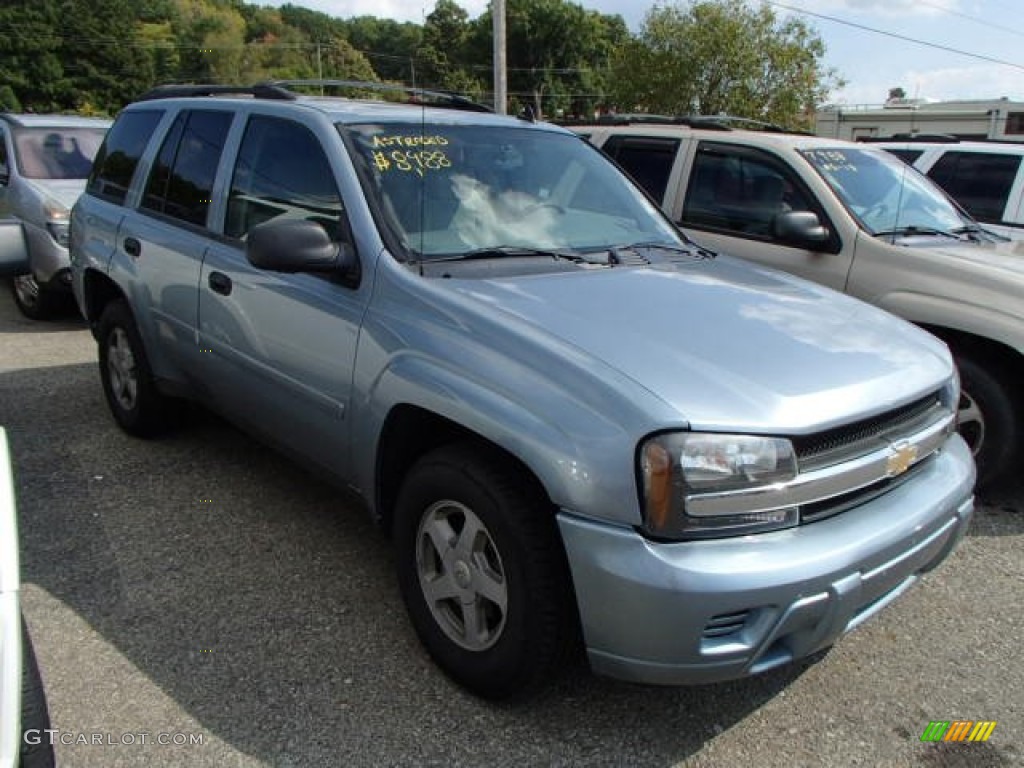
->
[578,118,1024,489]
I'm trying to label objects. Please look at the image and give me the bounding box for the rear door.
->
[117,108,235,379]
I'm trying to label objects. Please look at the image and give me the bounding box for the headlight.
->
[43,199,71,247]
[639,432,799,539]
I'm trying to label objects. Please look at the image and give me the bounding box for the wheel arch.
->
[919,324,1024,378]
[81,268,128,334]
[374,404,553,536]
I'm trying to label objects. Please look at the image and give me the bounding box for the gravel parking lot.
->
[1,284,1021,767]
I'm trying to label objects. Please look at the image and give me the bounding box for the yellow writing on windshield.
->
[373,149,452,177]
[372,134,450,148]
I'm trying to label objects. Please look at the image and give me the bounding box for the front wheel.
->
[394,443,577,699]
[10,274,63,321]
[955,355,1019,491]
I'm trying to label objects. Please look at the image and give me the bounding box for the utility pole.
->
[493,0,507,114]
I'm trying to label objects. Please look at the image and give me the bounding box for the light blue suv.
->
[70,82,975,698]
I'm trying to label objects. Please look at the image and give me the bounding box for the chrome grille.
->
[793,392,945,471]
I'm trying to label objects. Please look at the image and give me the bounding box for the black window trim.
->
[87,108,166,207]
[136,108,234,231]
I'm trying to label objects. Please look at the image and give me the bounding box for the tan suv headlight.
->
[639,432,799,539]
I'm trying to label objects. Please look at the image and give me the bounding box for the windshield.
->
[801,147,969,236]
[13,127,107,180]
[344,123,681,259]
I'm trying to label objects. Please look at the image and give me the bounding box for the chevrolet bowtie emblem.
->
[887,442,918,477]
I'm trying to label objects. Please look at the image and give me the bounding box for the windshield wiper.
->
[423,245,603,264]
[872,225,963,241]
[612,241,716,260]
[950,224,1007,242]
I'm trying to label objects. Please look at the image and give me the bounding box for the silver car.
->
[71,83,975,698]
[0,113,110,319]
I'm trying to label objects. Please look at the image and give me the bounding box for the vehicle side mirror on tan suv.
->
[773,210,829,248]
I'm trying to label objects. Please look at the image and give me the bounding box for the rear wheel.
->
[97,300,180,436]
[955,355,1019,491]
[394,443,577,699]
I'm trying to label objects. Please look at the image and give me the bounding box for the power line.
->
[768,1,1024,72]
[911,0,1024,39]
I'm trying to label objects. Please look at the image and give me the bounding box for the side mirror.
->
[246,218,357,276]
[773,211,829,248]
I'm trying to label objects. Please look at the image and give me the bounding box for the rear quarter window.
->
[87,110,164,206]
[927,150,1022,223]
[600,135,680,202]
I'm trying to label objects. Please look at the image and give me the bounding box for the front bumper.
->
[558,434,975,686]
[23,221,71,289]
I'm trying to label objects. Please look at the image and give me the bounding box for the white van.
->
[872,138,1024,240]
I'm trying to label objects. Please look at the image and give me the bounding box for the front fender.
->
[875,291,1024,357]
[351,351,644,529]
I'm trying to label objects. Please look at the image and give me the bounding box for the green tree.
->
[0,1,67,112]
[416,0,476,92]
[468,0,628,118]
[341,16,422,82]
[609,0,844,129]
[57,0,156,113]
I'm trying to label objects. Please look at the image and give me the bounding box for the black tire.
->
[394,442,578,699]
[10,275,63,321]
[97,299,180,436]
[19,617,55,768]
[955,355,1019,491]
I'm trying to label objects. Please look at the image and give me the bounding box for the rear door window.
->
[882,148,923,164]
[600,135,680,202]
[88,110,164,205]
[140,110,233,228]
[927,151,1021,223]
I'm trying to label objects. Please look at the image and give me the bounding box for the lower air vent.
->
[703,610,750,639]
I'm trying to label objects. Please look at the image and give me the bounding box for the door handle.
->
[123,237,141,258]
[208,271,232,296]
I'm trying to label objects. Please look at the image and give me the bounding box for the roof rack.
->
[577,113,808,134]
[263,80,494,113]
[136,84,296,101]
[858,133,960,143]
[135,80,493,114]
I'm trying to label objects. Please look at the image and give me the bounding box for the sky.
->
[286,0,1024,105]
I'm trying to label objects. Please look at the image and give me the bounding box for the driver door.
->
[196,114,368,481]
[675,141,854,291]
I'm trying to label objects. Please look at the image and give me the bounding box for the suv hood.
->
[908,236,1024,277]
[444,257,951,434]
[23,178,87,211]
